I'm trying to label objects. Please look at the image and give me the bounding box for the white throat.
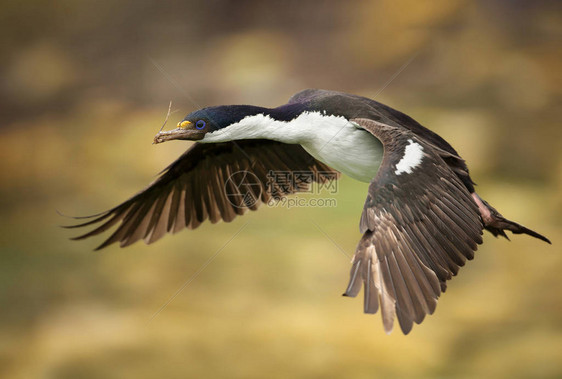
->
[201,111,383,182]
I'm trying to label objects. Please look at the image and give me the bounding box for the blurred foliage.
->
[0,0,561,378]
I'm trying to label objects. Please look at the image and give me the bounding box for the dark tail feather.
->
[472,193,551,244]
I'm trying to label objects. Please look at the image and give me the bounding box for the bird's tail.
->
[471,193,551,244]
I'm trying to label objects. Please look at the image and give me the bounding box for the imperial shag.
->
[68,89,550,334]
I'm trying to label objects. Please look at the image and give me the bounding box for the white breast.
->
[300,121,383,183]
[202,111,384,183]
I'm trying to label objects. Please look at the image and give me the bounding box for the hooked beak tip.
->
[153,129,176,144]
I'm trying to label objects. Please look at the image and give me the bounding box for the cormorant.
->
[68,89,550,334]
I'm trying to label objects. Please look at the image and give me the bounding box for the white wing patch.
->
[395,139,424,175]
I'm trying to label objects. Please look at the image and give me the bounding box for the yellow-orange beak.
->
[178,121,192,129]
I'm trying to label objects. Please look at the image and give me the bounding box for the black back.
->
[288,89,475,192]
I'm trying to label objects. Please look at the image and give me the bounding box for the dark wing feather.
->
[344,118,483,334]
[67,140,338,250]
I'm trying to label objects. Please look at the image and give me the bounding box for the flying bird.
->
[68,89,550,334]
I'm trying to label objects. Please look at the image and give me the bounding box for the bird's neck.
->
[201,106,353,145]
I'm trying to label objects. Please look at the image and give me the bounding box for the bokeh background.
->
[1,0,561,378]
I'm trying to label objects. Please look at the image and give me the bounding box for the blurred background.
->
[0,0,561,378]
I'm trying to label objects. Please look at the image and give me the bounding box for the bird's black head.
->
[153,105,271,144]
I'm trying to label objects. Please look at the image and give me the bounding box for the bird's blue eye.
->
[196,120,206,130]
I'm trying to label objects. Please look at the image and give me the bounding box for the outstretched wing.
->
[344,118,483,334]
[67,140,338,250]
